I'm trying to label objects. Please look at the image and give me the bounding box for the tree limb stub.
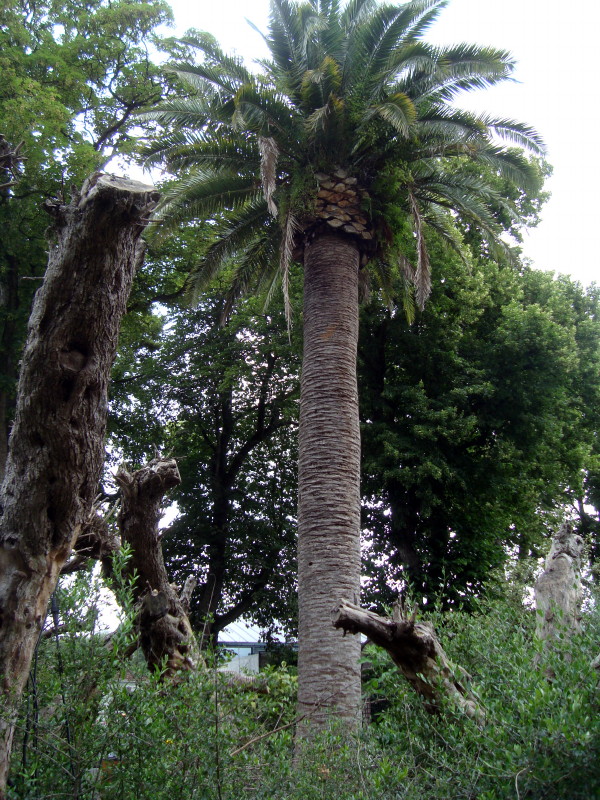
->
[115,458,201,678]
[332,599,484,723]
[0,173,158,796]
[60,505,120,576]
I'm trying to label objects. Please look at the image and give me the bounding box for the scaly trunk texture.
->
[0,173,157,797]
[297,232,362,730]
[115,458,201,676]
[333,599,484,723]
[535,521,584,654]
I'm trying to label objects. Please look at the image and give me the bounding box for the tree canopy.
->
[0,0,180,477]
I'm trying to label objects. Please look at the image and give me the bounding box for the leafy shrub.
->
[9,582,600,799]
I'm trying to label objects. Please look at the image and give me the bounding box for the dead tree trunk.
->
[0,173,158,797]
[333,599,484,722]
[535,521,584,653]
[115,459,201,677]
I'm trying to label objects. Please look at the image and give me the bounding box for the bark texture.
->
[0,173,157,797]
[297,233,362,730]
[333,599,484,722]
[535,521,584,649]
[115,458,201,676]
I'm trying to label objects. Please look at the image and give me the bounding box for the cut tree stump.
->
[115,458,201,677]
[534,521,584,657]
[0,174,158,798]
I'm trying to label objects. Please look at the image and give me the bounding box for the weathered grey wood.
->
[333,598,484,723]
[535,521,584,652]
[0,173,158,797]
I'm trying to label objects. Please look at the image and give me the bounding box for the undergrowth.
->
[7,575,600,799]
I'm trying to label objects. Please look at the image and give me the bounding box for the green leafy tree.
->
[141,0,543,725]
[110,290,301,644]
[359,251,600,608]
[0,0,181,479]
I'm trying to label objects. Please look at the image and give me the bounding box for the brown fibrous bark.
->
[296,233,363,731]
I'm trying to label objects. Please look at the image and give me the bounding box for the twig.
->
[229,714,307,756]
[515,766,527,800]
[229,692,338,756]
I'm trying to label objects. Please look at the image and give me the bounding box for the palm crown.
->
[142,0,544,317]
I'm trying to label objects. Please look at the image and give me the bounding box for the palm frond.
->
[359,92,417,138]
[141,131,259,174]
[267,0,320,91]
[317,0,346,63]
[280,209,301,330]
[150,170,260,238]
[370,0,446,71]
[184,199,276,308]
[259,136,280,216]
[408,189,431,310]
[170,66,243,99]
[419,204,468,261]
[349,0,444,93]
[221,230,281,321]
[191,197,273,296]
[340,0,376,31]
[137,97,212,130]
[413,106,488,141]
[344,3,403,88]
[175,33,253,85]
[397,256,417,325]
[232,83,299,145]
[478,115,546,154]
[463,143,543,194]
[401,0,448,42]
[301,55,343,111]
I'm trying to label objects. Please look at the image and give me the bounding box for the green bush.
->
[9,583,600,799]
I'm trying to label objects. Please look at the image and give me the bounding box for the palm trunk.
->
[297,232,362,730]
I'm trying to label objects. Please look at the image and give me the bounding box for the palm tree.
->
[141,0,544,729]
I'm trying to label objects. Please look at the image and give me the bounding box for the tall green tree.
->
[359,249,600,609]
[142,0,543,727]
[110,290,301,644]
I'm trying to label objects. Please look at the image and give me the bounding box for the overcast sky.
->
[162,0,599,288]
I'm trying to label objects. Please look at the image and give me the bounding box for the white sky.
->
[162,0,599,287]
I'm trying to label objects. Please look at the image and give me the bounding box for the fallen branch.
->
[332,598,484,723]
[230,715,301,756]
